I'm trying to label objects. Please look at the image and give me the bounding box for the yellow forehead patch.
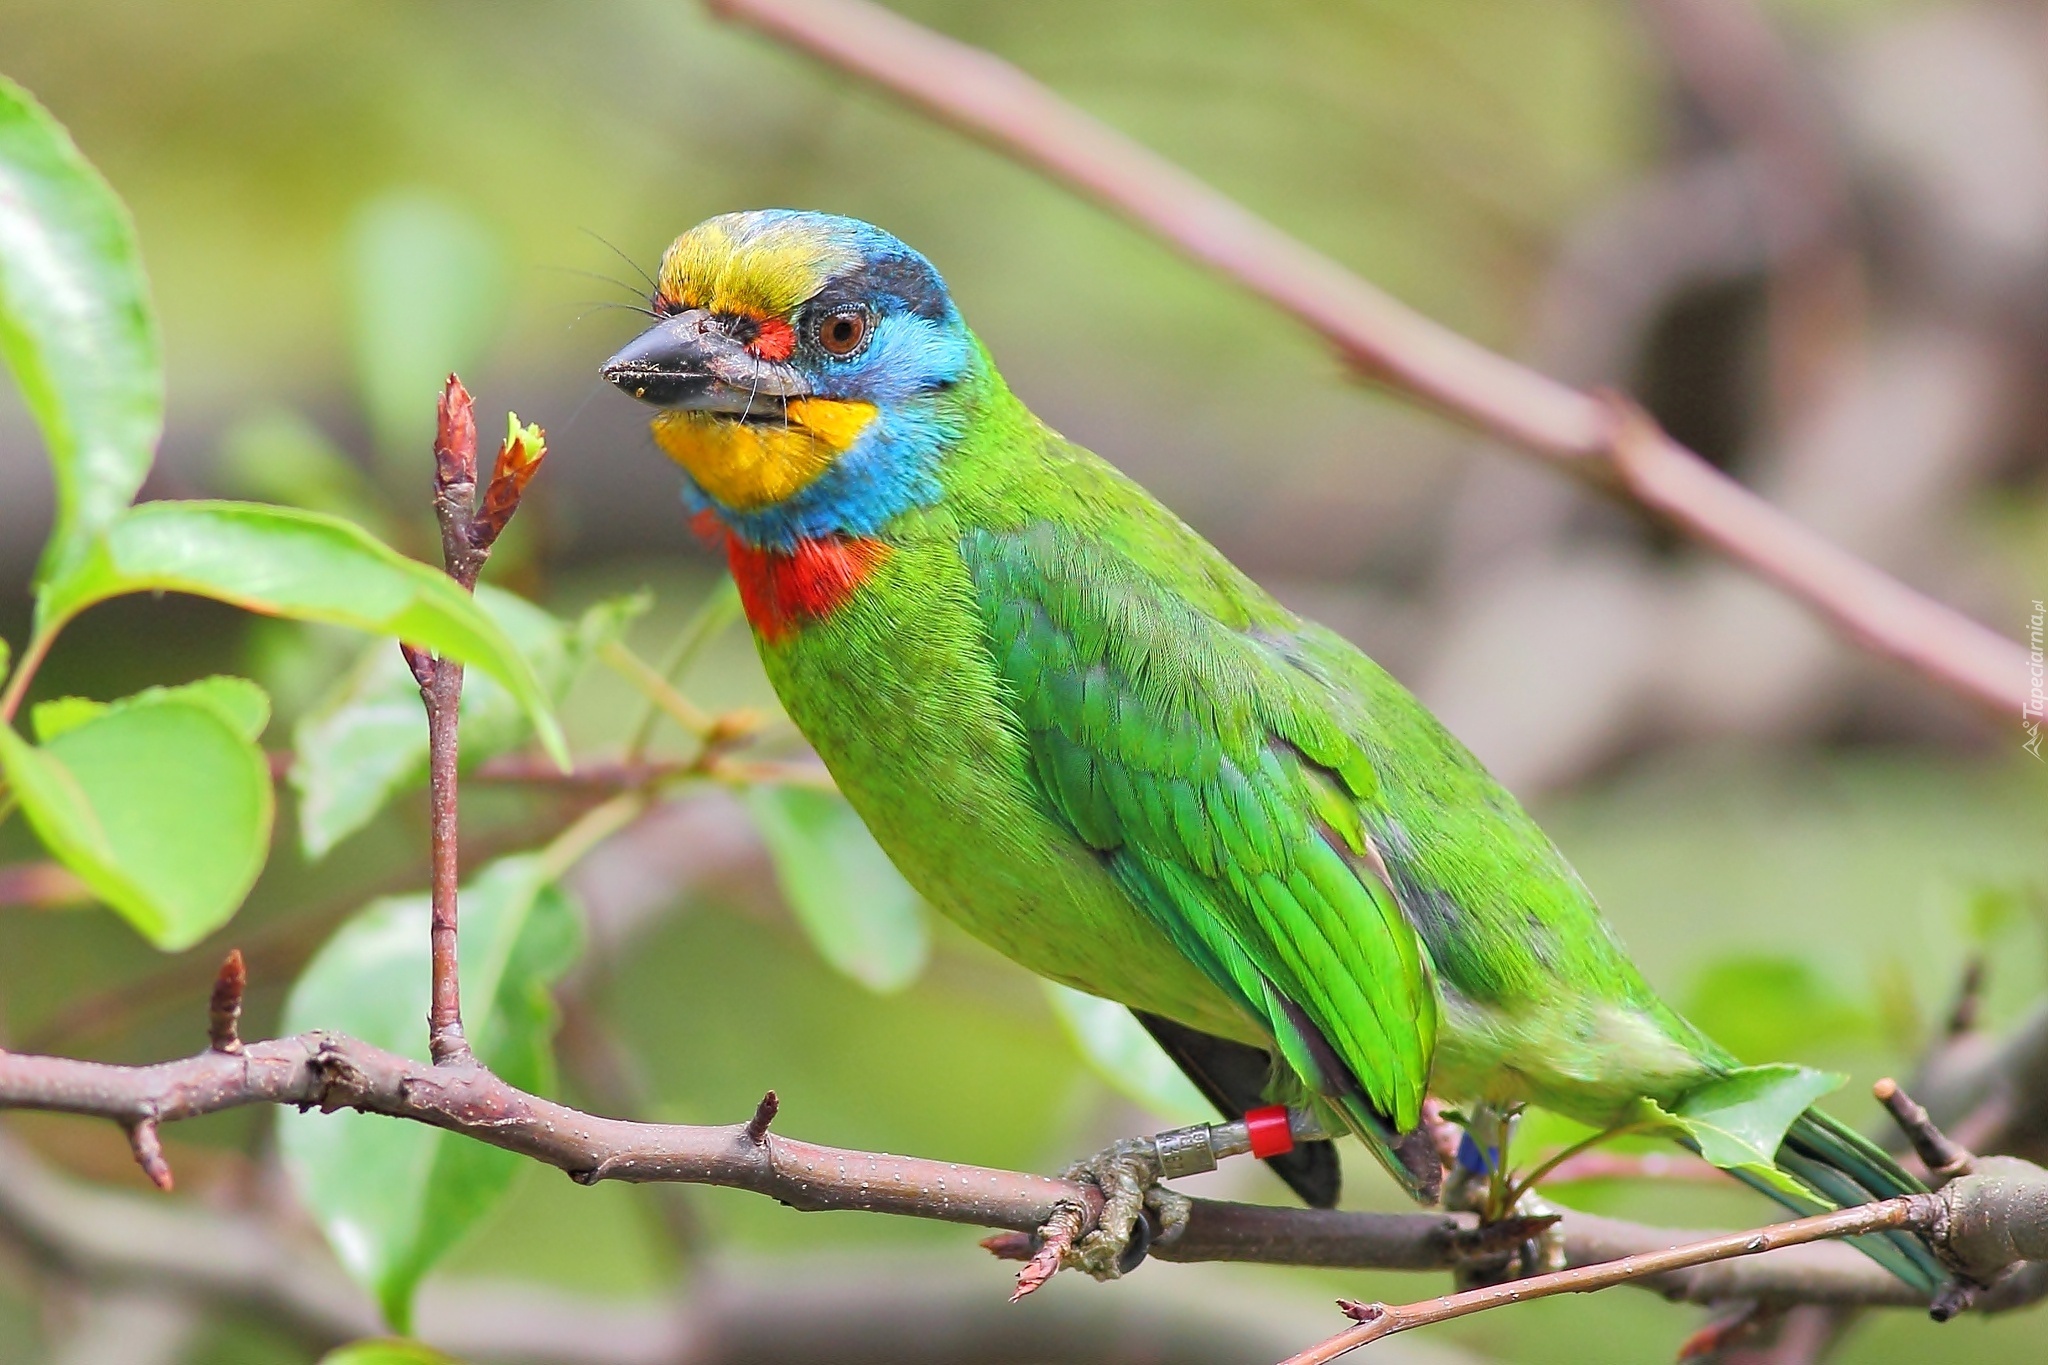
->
[657,215,863,319]
[651,398,878,511]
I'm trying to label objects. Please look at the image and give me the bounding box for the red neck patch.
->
[725,533,890,642]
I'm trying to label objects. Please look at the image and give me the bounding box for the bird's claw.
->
[1031,1134,1189,1282]
[1451,1190,1567,1287]
[1058,1135,1159,1279]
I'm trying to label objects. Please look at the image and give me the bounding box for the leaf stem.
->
[0,627,59,726]
[537,790,651,882]
[1500,1122,1655,1212]
[622,580,742,758]
[600,638,717,739]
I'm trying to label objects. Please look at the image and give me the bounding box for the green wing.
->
[964,521,1441,1196]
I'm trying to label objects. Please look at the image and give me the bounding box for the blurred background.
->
[1,0,2045,1362]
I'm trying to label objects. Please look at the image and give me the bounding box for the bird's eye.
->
[815,306,872,358]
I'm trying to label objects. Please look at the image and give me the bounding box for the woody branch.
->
[4,1020,2048,1318]
[401,376,547,1063]
[701,0,2027,720]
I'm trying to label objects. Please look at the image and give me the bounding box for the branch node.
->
[1336,1299,1386,1324]
[126,1119,173,1192]
[1874,1078,1975,1184]
[743,1090,779,1145]
[401,643,435,689]
[207,948,246,1054]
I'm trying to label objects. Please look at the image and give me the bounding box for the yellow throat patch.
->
[651,399,878,511]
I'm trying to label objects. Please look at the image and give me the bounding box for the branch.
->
[1290,1198,1933,1365]
[3,1030,2046,1314]
[702,0,2027,719]
[0,1124,1403,1365]
[403,376,548,1063]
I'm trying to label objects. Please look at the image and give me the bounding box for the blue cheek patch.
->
[812,311,974,402]
[686,312,977,551]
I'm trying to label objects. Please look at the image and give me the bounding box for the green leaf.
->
[1653,1064,1845,1197]
[36,500,567,767]
[292,590,646,858]
[745,785,928,993]
[1044,982,1209,1124]
[0,685,273,949]
[346,192,504,470]
[318,1342,466,1365]
[34,675,270,745]
[277,855,583,1330]
[0,77,160,588]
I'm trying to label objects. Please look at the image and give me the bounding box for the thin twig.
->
[1500,1122,1653,1210]
[1012,1198,1090,1302]
[703,0,2027,718]
[1539,1150,1727,1187]
[0,861,91,910]
[1946,957,1988,1040]
[600,638,720,739]
[0,627,58,726]
[1289,1198,1931,1365]
[1874,1078,1975,1186]
[624,578,744,759]
[412,375,549,1064]
[415,377,483,1063]
[123,1120,173,1193]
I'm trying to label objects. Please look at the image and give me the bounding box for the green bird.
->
[601,210,1942,1292]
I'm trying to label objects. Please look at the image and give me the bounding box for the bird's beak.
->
[601,310,810,414]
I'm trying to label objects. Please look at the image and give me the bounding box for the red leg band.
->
[1245,1105,1294,1159]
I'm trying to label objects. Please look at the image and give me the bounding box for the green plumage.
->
[754,360,1938,1289]
[607,210,1942,1296]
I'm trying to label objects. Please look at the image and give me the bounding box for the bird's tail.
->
[1715,1106,1945,1296]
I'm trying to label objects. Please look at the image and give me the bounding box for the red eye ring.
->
[815,306,872,358]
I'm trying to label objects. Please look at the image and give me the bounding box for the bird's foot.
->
[1450,1188,1566,1288]
[1056,1135,1164,1280]
[1010,1134,1199,1287]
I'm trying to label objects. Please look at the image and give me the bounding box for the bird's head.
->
[602,210,982,547]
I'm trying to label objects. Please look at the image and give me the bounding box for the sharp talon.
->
[1116,1206,1155,1274]
[1055,1136,1163,1281]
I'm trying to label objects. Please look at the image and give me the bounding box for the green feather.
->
[731,336,1941,1288]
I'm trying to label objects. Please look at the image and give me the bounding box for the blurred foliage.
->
[278,856,582,1330]
[0,1,2045,1364]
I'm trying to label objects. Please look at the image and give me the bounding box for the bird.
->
[600,208,1943,1293]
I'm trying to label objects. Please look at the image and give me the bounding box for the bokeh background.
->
[2,1,2046,1362]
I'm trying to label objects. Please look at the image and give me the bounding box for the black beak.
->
[601,310,809,413]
